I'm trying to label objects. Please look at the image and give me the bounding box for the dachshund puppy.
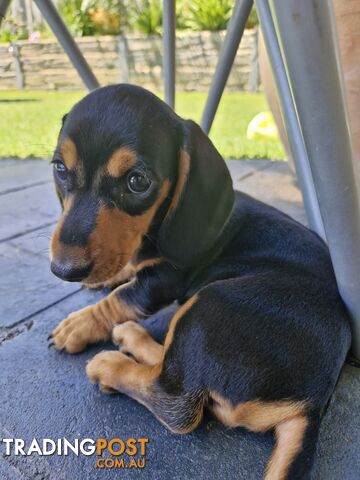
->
[49,84,351,479]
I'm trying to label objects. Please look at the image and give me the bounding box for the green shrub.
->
[175,0,190,30]
[127,0,162,34]
[58,0,92,36]
[185,0,234,31]
[57,0,125,36]
[0,0,257,43]
[246,7,259,29]
[0,17,28,43]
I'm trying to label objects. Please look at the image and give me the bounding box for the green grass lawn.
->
[0,90,284,159]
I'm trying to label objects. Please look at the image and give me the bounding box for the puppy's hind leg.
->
[86,351,206,434]
[267,410,321,480]
[209,394,319,480]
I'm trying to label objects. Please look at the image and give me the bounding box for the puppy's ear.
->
[61,113,68,126]
[158,120,234,268]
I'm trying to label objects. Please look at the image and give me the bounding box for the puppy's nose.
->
[50,261,92,282]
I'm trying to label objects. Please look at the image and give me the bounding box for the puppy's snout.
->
[51,261,92,282]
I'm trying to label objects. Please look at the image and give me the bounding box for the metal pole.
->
[25,0,34,34]
[10,42,24,89]
[200,0,253,133]
[33,0,99,91]
[248,27,259,93]
[163,0,176,109]
[271,0,360,358]
[0,0,11,27]
[255,0,325,238]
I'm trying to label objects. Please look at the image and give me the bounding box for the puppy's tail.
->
[265,409,321,480]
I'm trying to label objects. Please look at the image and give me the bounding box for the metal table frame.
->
[1,0,360,358]
[174,0,360,359]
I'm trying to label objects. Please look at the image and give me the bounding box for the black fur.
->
[53,84,351,479]
[158,119,234,267]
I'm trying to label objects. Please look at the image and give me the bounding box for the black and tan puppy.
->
[49,84,351,479]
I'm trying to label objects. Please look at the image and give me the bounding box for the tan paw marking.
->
[112,321,148,350]
[112,322,163,365]
[50,305,109,354]
[86,350,134,392]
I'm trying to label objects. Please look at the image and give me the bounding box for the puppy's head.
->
[50,85,234,285]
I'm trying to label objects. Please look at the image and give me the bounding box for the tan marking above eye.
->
[106,146,137,178]
[60,138,78,170]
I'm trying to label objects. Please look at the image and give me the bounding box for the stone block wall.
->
[0,30,259,91]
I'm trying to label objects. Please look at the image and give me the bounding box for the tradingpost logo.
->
[1,437,149,469]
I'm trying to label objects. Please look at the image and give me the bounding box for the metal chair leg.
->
[255,0,325,238]
[0,0,11,26]
[163,0,176,108]
[272,0,360,358]
[33,0,99,91]
[200,0,253,134]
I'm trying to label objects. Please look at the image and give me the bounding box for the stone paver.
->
[0,243,79,329]
[0,183,59,242]
[0,159,358,480]
[8,228,55,259]
[239,161,306,225]
[0,159,51,195]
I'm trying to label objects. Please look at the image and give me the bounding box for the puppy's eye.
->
[127,171,151,193]
[53,160,67,178]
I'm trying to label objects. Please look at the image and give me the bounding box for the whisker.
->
[32,232,53,239]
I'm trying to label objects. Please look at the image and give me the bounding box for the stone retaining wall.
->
[0,30,259,91]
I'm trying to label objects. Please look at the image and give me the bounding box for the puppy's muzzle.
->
[51,261,92,282]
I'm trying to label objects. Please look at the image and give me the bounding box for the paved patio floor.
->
[0,158,359,479]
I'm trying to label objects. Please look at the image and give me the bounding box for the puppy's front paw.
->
[112,321,147,350]
[49,305,109,354]
[86,350,132,393]
[112,321,163,365]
